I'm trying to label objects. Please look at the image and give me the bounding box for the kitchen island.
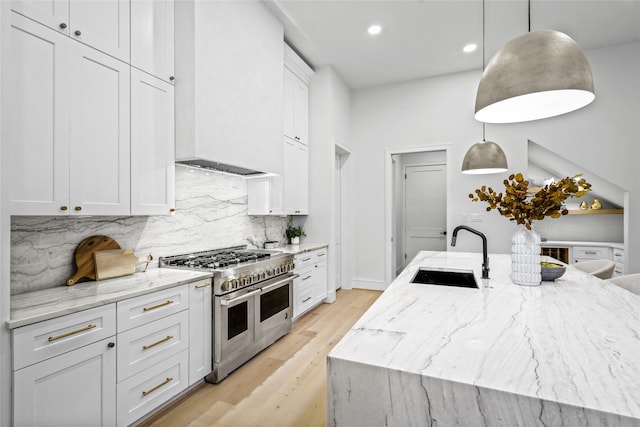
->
[327,251,639,426]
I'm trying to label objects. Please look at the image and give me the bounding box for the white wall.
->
[0,2,7,424]
[304,66,352,297]
[351,41,640,287]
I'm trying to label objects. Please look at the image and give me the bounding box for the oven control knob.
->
[221,280,229,292]
[230,278,239,289]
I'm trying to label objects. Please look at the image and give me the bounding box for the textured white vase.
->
[290,236,300,245]
[511,226,541,286]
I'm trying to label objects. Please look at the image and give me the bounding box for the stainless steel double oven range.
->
[160,246,295,383]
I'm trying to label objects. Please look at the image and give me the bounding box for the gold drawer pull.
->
[302,297,312,303]
[302,257,312,262]
[143,300,173,312]
[302,276,312,281]
[48,324,96,342]
[143,335,174,350]
[195,283,211,289]
[142,377,173,396]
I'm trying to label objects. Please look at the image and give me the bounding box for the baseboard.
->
[351,278,388,291]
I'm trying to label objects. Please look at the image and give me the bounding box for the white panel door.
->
[69,0,130,61]
[131,0,175,82]
[6,13,71,215]
[69,43,130,215]
[131,68,175,215]
[11,0,70,35]
[14,338,117,427]
[282,137,296,214]
[404,164,447,266]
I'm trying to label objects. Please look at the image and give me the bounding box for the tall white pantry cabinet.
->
[4,0,175,216]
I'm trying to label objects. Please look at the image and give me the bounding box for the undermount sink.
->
[410,268,479,289]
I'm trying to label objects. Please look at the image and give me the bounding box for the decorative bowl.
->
[541,262,567,281]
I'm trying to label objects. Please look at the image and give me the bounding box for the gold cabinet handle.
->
[143,300,173,312]
[74,206,82,211]
[48,324,96,342]
[60,206,68,211]
[169,208,175,213]
[302,257,312,262]
[318,253,326,257]
[302,275,311,281]
[302,297,312,303]
[195,283,210,289]
[142,377,173,396]
[142,335,174,350]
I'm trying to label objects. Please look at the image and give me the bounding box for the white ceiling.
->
[265,0,640,89]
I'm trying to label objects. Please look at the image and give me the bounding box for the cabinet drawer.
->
[612,248,624,263]
[117,285,188,332]
[294,274,314,318]
[117,349,189,427]
[314,248,327,263]
[294,253,314,270]
[572,246,610,260]
[13,304,116,370]
[117,310,189,382]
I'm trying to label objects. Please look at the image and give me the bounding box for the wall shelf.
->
[567,209,623,215]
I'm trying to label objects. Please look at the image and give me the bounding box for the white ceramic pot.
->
[290,236,300,245]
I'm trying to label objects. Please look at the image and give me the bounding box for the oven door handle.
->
[259,275,298,293]
[220,288,261,306]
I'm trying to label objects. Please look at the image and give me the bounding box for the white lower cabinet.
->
[293,248,329,319]
[189,280,212,385]
[12,278,213,426]
[14,337,117,427]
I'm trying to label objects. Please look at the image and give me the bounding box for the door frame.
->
[333,141,352,294]
[384,145,453,285]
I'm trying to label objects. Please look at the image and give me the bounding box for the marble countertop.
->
[328,251,640,422]
[275,242,328,254]
[8,269,213,329]
[541,240,624,249]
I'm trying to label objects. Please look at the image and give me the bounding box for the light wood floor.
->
[140,289,381,427]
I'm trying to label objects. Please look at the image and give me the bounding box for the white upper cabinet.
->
[131,69,175,216]
[12,0,130,62]
[6,13,130,216]
[283,67,309,146]
[175,0,284,175]
[131,0,175,83]
[69,43,131,215]
[282,138,309,215]
[6,13,71,215]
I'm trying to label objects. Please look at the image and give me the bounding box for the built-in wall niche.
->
[527,140,625,243]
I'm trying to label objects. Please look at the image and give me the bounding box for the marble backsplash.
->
[11,166,289,295]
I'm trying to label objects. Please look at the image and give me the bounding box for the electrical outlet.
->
[471,213,483,222]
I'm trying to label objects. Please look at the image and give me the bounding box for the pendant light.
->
[462,0,508,175]
[474,0,595,123]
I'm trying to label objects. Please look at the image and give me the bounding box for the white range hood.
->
[175,0,284,177]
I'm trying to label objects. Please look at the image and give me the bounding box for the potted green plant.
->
[286,226,306,245]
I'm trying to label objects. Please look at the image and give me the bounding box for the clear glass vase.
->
[511,225,541,286]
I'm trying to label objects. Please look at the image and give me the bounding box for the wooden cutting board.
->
[66,236,121,286]
[94,249,138,280]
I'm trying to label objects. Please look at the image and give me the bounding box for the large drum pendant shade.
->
[475,30,595,123]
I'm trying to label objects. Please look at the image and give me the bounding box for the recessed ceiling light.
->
[368,25,382,36]
[463,43,478,53]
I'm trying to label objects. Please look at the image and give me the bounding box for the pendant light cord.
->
[528,0,531,32]
[482,0,486,141]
